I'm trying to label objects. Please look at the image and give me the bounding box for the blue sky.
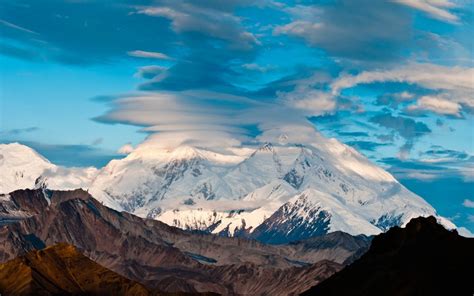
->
[0,0,473,231]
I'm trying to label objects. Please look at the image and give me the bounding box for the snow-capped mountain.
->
[0,143,98,194]
[0,138,456,243]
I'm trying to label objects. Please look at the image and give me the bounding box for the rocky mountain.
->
[0,189,370,295]
[0,243,151,296]
[302,216,474,296]
[0,139,456,243]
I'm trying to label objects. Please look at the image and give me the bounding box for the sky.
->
[0,0,473,231]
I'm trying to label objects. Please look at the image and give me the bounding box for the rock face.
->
[0,243,150,296]
[0,141,456,244]
[302,216,474,296]
[0,189,370,295]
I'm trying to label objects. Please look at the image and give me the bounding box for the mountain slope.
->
[0,189,367,295]
[302,216,474,296]
[0,243,150,296]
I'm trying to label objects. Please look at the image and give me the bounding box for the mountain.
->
[0,143,98,194]
[0,140,456,243]
[0,243,151,296]
[0,189,370,295]
[302,216,474,296]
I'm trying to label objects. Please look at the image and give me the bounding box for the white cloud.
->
[117,143,134,155]
[276,72,339,116]
[274,21,322,43]
[127,50,172,60]
[405,171,438,181]
[281,89,337,116]
[241,63,275,72]
[395,0,459,23]
[96,88,329,150]
[331,63,474,111]
[406,95,462,117]
[463,199,474,208]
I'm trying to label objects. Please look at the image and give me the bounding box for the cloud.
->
[91,137,103,146]
[94,90,259,148]
[135,1,259,50]
[0,19,38,35]
[94,87,329,150]
[336,131,369,137]
[117,143,134,155]
[463,199,474,208]
[370,113,431,157]
[370,113,431,140]
[280,89,337,116]
[421,146,469,163]
[394,0,459,23]
[405,95,462,117]
[0,0,257,64]
[273,71,351,117]
[1,127,39,136]
[127,50,172,60]
[381,146,473,181]
[274,0,412,62]
[0,0,177,64]
[241,63,275,72]
[331,63,474,114]
[346,141,387,152]
[135,65,168,79]
[375,92,415,108]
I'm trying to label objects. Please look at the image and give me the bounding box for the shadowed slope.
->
[302,216,474,296]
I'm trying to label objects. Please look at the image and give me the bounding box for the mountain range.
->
[0,139,458,244]
[1,189,471,295]
[0,188,371,295]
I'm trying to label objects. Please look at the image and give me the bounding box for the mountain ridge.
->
[0,188,368,295]
[302,216,474,296]
[0,141,458,243]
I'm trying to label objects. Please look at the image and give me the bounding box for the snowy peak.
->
[0,142,52,167]
[0,143,54,193]
[0,143,97,194]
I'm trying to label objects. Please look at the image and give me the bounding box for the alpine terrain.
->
[0,134,456,244]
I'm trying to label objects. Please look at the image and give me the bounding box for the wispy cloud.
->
[0,19,38,34]
[463,199,474,208]
[395,0,459,23]
[405,95,462,117]
[1,127,39,136]
[331,63,474,114]
[127,50,172,60]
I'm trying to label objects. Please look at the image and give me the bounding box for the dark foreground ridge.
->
[302,216,474,296]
